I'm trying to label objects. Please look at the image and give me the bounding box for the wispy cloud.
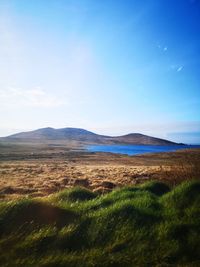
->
[157,43,168,52]
[177,66,183,72]
[0,87,66,108]
[170,64,184,72]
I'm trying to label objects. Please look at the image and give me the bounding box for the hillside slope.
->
[2,127,178,145]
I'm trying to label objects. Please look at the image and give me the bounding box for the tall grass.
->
[0,180,200,267]
[158,159,200,185]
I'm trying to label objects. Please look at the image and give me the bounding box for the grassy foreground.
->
[0,180,200,267]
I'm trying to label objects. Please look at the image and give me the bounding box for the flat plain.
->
[0,141,200,200]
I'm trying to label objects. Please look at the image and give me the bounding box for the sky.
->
[0,0,200,144]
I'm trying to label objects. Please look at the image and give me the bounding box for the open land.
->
[0,141,200,266]
[0,141,200,200]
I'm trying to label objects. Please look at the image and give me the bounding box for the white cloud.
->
[0,86,66,108]
[169,65,184,72]
[157,43,168,52]
[177,66,183,72]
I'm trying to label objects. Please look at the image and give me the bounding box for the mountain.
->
[6,127,104,142]
[2,127,179,145]
[110,133,178,145]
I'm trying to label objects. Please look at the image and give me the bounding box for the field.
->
[0,142,200,266]
[0,141,200,200]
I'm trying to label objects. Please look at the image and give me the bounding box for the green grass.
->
[0,180,200,267]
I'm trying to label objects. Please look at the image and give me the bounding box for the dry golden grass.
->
[0,161,160,199]
[157,158,200,185]
[0,148,200,200]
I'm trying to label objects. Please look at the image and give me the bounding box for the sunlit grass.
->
[0,180,200,267]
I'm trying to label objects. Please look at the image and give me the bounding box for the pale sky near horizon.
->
[0,0,200,144]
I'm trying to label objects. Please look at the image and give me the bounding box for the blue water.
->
[86,144,200,156]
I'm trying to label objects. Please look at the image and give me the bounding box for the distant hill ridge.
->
[3,127,180,145]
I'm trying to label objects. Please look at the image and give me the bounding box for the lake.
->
[86,144,200,156]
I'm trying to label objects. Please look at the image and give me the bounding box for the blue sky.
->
[0,0,200,143]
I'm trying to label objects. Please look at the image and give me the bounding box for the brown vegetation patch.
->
[0,148,199,200]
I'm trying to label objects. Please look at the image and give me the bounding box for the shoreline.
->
[85,144,200,156]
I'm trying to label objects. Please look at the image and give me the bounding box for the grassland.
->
[0,141,200,200]
[0,180,200,267]
[0,142,200,266]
